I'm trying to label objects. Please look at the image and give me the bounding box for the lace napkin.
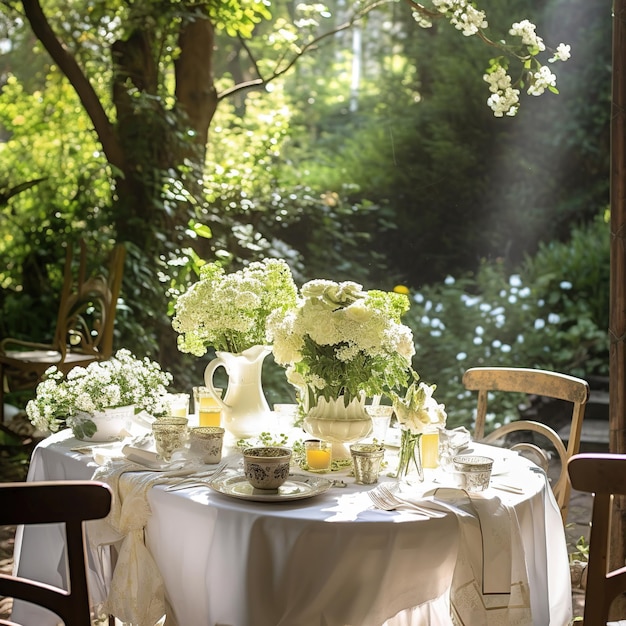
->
[88,459,200,626]
[392,487,532,625]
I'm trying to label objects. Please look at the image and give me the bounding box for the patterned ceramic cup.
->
[243,447,292,490]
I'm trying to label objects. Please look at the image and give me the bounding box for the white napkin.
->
[88,459,205,626]
[391,487,532,625]
[121,445,168,470]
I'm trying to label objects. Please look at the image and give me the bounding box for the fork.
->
[368,483,447,518]
[368,483,426,512]
[368,486,399,511]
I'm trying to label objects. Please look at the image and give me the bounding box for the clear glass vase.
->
[395,429,424,483]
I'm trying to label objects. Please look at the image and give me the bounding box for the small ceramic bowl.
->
[243,446,292,490]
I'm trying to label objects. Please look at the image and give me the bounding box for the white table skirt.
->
[11,430,572,626]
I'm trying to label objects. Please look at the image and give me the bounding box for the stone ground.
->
[0,414,593,624]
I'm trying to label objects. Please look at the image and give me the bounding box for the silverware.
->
[368,483,447,517]
[490,481,524,494]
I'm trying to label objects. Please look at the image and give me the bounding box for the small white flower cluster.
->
[412,11,432,29]
[267,279,415,404]
[26,349,173,434]
[483,65,520,117]
[527,65,557,96]
[410,3,570,117]
[550,43,571,63]
[432,0,487,36]
[509,19,545,51]
[172,258,298,355]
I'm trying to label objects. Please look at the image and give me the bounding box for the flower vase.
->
[302,394,373,459]
[69,405,135,442]
[204,345,273,439]
[395,429,424,484]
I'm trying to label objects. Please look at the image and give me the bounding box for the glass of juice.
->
[421,426,440,469]
[193,386,223,427]
[304,440,332,472]
[166,393,190,418]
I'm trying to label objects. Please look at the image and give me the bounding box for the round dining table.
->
[10,427,572,626]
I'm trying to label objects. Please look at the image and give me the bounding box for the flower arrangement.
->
[172,258,298,356]
[26,349,173,437]
[392,370,448,434]
[391,370,447,479]
[267,279,416,408]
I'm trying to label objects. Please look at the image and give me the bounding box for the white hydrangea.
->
[25,349,174,435]
[509,19,545,51]
[172,258,298,355]
[267,280,415,404]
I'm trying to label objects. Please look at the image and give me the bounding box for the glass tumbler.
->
[152,417,189,461]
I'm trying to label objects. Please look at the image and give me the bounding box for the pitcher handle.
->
[204,357,230,410]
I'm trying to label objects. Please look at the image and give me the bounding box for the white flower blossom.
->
[527,65,557,96]
[267,280,415,405]
[25,349,173,435]
[412,11,432,28]
[484,65,520,117]
[172,258,298,355]
[432,0,487,36]
[509,19,545,51]
[393,378,447,434]
[549,43,571,63]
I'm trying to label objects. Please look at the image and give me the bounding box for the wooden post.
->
[610,0,626,599]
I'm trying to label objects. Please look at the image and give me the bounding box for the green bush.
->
[402,212,609,431]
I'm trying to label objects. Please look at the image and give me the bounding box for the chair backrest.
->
[463,366,590,524]
[53,239,125,361]
[568,453,626,625]
[0,480,112,626]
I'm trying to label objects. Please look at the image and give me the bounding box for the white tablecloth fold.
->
[89,460,200,626]
[391,487,532,626]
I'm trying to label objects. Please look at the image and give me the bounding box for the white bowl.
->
[303,416,373,444]
[70,405,134,442]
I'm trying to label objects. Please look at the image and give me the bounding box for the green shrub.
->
[402,212,609,431]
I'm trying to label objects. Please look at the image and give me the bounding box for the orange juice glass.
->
[305,440,332,472]
[421,428,440,469]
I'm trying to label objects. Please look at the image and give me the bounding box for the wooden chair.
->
[463,366,590,524]
[568,453,626,625]
[0,480,112,626]
[0,240,125,422]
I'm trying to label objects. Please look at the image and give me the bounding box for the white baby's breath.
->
[26,349,173,435]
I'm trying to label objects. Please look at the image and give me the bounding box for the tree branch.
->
[20,0,125,170]
[218,0,394,101]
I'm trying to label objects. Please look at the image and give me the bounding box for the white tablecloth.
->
[11,430,572,626]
